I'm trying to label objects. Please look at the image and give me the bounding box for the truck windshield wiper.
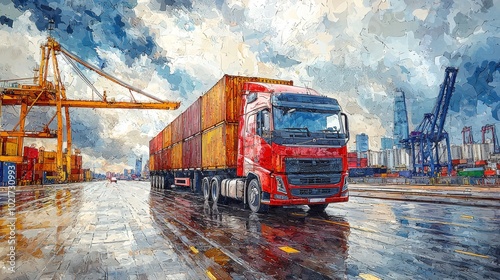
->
[283,127,310,136]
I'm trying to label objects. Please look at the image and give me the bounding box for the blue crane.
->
[406,67,458,177]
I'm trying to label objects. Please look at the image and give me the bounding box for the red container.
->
[165,148,172,170]
[475,160,487,166]
[154,150,162,171]
[172,116,183,144]
[348,152,357,158]
[149,138,155,155]
[23,146,39,159]
[182,134,202,169]
[182,98,201,139]
[360,158,368,167]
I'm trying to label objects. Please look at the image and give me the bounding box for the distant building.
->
[356,133,369,152]
[394,89,409,148]
[381,137,395,150]
[135,157,143,177]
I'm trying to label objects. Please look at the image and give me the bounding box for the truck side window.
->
[257,109,271,141]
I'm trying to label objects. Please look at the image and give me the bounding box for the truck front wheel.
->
[247,179,268,213]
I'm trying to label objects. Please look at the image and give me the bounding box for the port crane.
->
[462,126,474,145]
[0,36,180,182]
[481,124,500,154]
[403,67,458,177]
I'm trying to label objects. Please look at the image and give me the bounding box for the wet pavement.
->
[1,181,499,279]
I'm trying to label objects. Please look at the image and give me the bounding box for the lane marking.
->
[359,273,381,280]
[401,216,468,228]
[455,250,489,259]
[190,246,199,254]
[460,215,474,220]
[310,217,378,233]
[279,246,300,253]
[206,270,217,280]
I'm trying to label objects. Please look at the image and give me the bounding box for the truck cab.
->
[237,82,350,212]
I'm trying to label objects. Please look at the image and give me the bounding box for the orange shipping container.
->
[202,123,238,169]
[163,125,172,148]
[171,142,183,169]
[201,75,293,130]
[149,155,155,171]
[172,116,183,144]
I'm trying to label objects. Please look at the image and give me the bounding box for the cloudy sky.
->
[0,0,499,173]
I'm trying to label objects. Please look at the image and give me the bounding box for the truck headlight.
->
[276,176,286,193]
[341,176,348,192]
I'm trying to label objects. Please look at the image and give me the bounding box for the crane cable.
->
[60,52,104,100]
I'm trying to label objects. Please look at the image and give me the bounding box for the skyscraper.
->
[394,89,409,148]
[135,157,143,177]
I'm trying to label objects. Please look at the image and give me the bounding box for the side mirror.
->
[341,113,350,144]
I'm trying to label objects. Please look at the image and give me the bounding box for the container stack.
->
[16,146,39,185]
[69,154,83,182]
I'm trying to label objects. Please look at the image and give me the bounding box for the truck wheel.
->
[247,179,268,213]
[211,176,222,203]
[202,177,211,201]
[308,204,329,213]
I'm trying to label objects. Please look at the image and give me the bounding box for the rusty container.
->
[149,154,155,171]
[165,147,172,170]
[182,134,202,169]
[172,116,183,144]
[202,123,238,169]
[171,142,183,169]
[182,97,202,139]
[149,138,155,155]
[163,125,172,149]
[201,75,293,130]
[155,131,163,154]
[154,151,162,172]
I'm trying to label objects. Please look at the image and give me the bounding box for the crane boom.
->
[0,36,181,183]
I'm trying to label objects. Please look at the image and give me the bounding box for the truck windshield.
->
[273,107,344,134]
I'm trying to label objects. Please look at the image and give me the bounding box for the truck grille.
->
[290,187,339,198]
[285,158,342,173]
[287,174,341,185]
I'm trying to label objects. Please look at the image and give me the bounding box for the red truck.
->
[149,75,350,213]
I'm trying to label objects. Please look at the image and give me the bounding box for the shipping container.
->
[23,146,39,159]
[149,154,155,171]
[164,148,172,170]
[171,142,183,169]
[172,116,183,144]
[201,75,293,130]
[163,125,172,148]
[182,134,202,169]
[182,97,202,139]
[202,123,238,169]
[2,162,16,186]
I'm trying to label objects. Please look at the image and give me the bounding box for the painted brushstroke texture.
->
[0,0,498,172]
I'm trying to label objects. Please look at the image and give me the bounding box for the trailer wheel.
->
[308,204,329,213]
[247,179,268,213]
[211,176,222,203]
[202,177,211,201]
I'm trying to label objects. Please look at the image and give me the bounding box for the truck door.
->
[243,109,272,174]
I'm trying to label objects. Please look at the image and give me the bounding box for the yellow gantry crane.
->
[0,36,180,182]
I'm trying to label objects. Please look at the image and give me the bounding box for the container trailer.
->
[149,75,350,213]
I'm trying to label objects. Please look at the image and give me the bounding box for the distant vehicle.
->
[110,177,117,183]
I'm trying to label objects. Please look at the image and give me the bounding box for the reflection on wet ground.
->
[1,181,499,279]
[0,182,197,279]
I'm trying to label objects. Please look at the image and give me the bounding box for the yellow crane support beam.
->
[0,131,57,138]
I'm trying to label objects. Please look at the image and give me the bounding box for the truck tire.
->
[308,204,329,213]
[202,177,211,201]
[211,176,222,203]
[247,179,268,213]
